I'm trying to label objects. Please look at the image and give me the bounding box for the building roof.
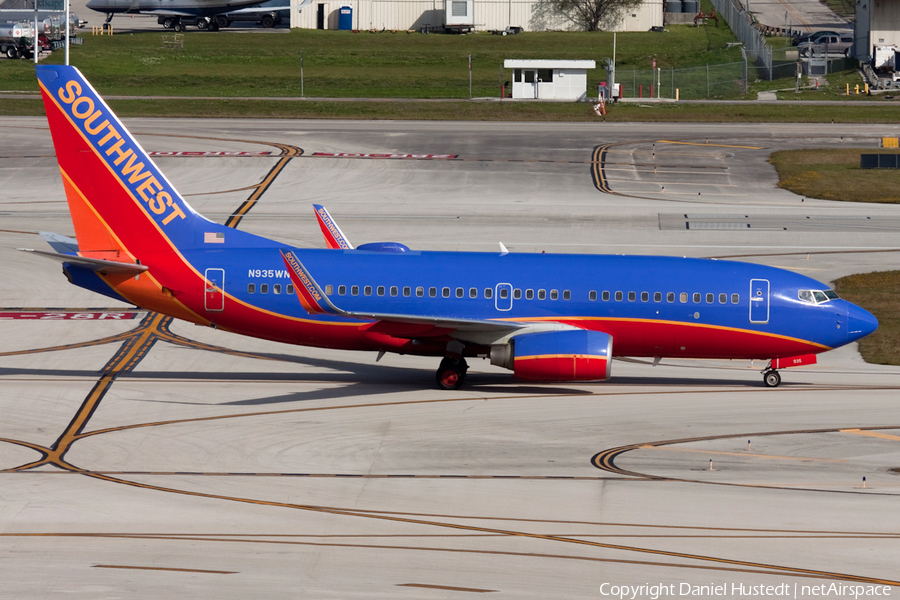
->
[503,59,596,69]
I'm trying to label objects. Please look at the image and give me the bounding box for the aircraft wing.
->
[279,249,579,342]
[140,9,201,15]
[313,204,354,249]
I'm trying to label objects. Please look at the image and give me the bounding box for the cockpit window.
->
[799,289,838,304]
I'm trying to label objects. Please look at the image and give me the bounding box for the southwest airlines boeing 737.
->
[26,65,879,389]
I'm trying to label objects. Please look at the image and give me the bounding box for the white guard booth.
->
[504,59,596,100]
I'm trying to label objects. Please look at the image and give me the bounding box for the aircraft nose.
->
[847,302,878,341]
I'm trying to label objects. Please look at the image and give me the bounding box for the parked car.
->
[792,30,843,47]
[798,34,853,57]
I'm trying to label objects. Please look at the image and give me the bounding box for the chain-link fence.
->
[618,61,747,99]
[708,0,773,79]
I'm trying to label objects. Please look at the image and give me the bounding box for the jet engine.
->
[490,330,613,381]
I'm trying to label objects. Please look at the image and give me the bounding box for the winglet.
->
[499,242,509,256]
[280,250,343,316]
[313,205,353,250]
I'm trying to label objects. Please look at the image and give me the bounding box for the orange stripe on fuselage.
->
[499,316,829,358]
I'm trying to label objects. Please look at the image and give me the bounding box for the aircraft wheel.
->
[261,14,275,28]
[208,19,219,31]
[173,21,184,32]
[197,18,208,30]
[162,18,174,28]
[6,47,18,59]
[215,15,229,28]
[763,370,781,388]
[436,358,466,390]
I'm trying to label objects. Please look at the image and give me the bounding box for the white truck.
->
[0,20,33,59]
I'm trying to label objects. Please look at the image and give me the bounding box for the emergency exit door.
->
[205,268,225,312]
[749,279,769,324]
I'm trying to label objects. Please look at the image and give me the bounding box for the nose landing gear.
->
[763,369,781,388]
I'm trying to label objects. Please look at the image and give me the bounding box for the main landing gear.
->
[436,357,468,390]
[763,368,781,388]
[436,340,468,390]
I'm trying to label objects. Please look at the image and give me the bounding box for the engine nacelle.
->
[491,330,613,382]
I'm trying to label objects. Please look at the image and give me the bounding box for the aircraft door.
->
[749,279,769,323]
[495,283,513,311]
[205,268,225,312]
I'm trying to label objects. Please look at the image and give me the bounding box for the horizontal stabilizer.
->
[39,231,79,255]
[18,248,148,275]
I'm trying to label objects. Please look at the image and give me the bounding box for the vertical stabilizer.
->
[36,65,206,260]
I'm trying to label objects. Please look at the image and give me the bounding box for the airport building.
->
[855,0,900,61]
[290,0,663,32]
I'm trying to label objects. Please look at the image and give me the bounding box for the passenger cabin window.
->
[324,285,332,295]
[719,293,727,304]
[667,292,675,303]
[390,286,398,297]
[403,287,411,297]
[526,289,534,300]
[514,289,522,300]
[429,287,437,297]
[680,293,688,303]
[706,293,714,304]
[563,290,571,300]
[602,291,610,301]
[364,285,372,296]
[338,285,346,296]
[615,291,623,301]
[248,284,256,294]
[550,290,559,300]
[654,292,662,302]
[443,287,451,298]
[641,292,649,302]
[416,287,424,297]
[628,291,636,302]
[260,284,269,294]
[377,286,385,296]
[351,285,359,296]
[731,293,740,304]
[538,289,546,300]
[589,290,597,301]
[456,287,464,298]
[693,293,701,303]
[273,284,281,294]
[484,288,493,299]
[287,285,294,295]
[470,288,478,298]
[500,288,509,299]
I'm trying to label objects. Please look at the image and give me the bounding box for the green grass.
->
[5,96,900,121]
[769,149,900,203]
[3,26,745,99]
[834,271,900,366]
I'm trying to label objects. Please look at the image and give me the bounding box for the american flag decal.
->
[204,232,225,244]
